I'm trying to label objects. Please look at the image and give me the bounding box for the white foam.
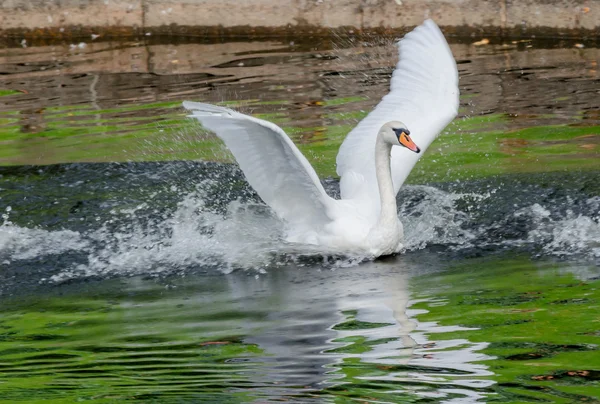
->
[1,186,598,282]
[401,185,482,250]
[48,190,288,282]
[516,200,600,259]
[0,219,87,262]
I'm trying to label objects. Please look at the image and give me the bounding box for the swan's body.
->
[184,19,459,257]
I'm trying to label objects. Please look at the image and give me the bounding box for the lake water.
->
[0,34,599,402]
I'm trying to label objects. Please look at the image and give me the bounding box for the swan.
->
[183,19,459,257]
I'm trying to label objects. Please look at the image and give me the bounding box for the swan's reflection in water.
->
[212,257,495,402]
[2,255,494,402]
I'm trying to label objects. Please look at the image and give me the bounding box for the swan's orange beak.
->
[399,132,421,153]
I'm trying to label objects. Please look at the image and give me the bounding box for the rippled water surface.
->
[0,34,599,402]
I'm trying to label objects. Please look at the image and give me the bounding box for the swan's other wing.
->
[336,19,459,199]
[183,101,335,231]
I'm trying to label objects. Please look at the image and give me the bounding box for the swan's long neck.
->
[374,132,397,226]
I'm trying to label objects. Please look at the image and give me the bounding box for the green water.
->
[0,35,599,402]
[412,258,600,402]
[0,37,598,180]
[0,94,598,182]
[0,258,598,402]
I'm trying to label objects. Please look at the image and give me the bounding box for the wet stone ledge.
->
[0,0,599,40]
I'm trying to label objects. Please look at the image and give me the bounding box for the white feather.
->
[182,101,335,236]
[336,19,459,202]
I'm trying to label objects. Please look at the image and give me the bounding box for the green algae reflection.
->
[0,291,266,403]
[411,257,600,403]
[0,96,598,184]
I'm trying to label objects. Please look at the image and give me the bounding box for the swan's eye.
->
[392,128,407,137]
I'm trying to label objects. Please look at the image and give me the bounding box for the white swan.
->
[183,19,459,257]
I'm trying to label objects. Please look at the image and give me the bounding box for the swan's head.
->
[381,121,420,153]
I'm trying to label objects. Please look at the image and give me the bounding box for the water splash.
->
[0,220,87,262]
[516,199,600,259]
[1,183,475,281]
[400,185,483,250]
[0,163,598,283]
[46,190,287,282]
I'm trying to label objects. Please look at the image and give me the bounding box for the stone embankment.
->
[0,0,598,39]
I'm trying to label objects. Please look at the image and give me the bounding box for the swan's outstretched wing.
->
[183,101,334,231]
[336,19,459,200]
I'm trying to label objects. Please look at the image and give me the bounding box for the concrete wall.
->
[1,0,598,38]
